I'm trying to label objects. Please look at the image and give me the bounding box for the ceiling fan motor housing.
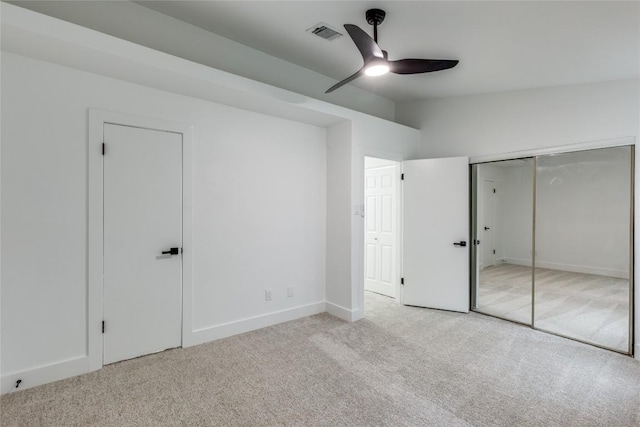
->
[366,9,386,26]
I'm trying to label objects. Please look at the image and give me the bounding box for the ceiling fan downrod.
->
[365,8,386,43]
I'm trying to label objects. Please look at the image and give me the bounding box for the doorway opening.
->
[361,155,469,317]
[364,157,401,301]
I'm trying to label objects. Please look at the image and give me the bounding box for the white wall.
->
[396,79,640,159]
[397,79,640,356]
[500,164,534,266]
[1,52,327,390]
[325,121,352,317]
[190,112,327,332]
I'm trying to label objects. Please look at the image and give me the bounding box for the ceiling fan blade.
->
[325,68,365,93]
[389,59,459,75]
[344,24,384,61]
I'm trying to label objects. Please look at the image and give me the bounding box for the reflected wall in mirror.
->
[534,146,632,353]
[473,159,534,325]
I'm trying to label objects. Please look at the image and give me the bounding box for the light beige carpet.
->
[477,263,630,351]
[1,291,639,426]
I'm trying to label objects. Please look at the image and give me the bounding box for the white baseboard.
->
[1,355,92,395]
[2,301,345,394]
[502,258,628,279]
[325,301,360,322]
[185,301,326,347]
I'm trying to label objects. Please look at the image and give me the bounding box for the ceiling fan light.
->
[364,63,390,76]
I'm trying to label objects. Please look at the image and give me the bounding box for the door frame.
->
[357,149,404,317]
[88,109,193,371]
[363,156,401,299]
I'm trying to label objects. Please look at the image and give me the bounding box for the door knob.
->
[484,226,490,230]
[161,247,180,255]
[453,241,467,247]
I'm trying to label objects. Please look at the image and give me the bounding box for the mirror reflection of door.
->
[480,179,496,269]
[473,159,534,326]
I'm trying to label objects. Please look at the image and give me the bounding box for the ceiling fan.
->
[326,9,459,93]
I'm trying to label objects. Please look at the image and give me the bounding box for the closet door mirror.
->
[534,146,633,353]
[472,159,535,325]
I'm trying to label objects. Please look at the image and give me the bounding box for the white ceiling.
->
[133,1,640,102]
[7,1,639,103]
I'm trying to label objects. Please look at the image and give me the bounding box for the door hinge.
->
[102,143,105,155]
[493,188,496,193]
[493,249,496,254]
[401,173,404,180]
[401,277,404,285]
[102,321,105,334]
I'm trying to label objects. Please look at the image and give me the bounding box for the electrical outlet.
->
[287,286,294,297]
[265,289,272,301]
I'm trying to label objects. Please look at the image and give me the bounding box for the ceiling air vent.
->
[307,22,343,41]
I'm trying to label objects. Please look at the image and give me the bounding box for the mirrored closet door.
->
[471,145,634,354]
[472,159,535,325]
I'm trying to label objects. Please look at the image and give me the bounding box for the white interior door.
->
[402,157,469,312]
[481,180,496,268]
[103,123,183,365]
[364,160,398,298]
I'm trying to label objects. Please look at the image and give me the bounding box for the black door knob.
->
[162,247,180,255]
[453,241,467,247]
[484,226,490,230]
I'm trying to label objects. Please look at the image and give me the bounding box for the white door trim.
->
[88,109,193,371]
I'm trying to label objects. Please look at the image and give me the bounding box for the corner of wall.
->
[325,121,354,310]
[325,301,361,322]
